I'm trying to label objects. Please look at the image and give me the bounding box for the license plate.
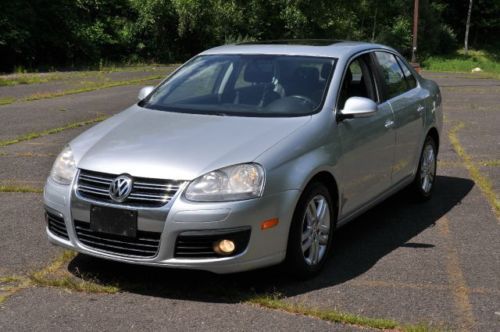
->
[90,205,137,238]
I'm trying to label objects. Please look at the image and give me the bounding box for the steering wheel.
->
[289,95,315,106]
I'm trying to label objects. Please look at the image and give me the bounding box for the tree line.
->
[0,0,498,72]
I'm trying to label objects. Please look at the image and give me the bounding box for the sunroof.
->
[237,39,342,46]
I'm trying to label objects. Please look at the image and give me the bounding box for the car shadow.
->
[67,175,474,303]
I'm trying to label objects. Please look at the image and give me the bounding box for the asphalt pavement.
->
[0,70,498,331]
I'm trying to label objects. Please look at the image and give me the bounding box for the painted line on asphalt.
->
[448,121,500,222]
[0,185,43,193]
[439,159,500,169]
[0,74,167,106]
[436,216,475,331]
[350,279,500,296]
[0,180,45,193]
[0,115,107,148]
[0,152,56,157]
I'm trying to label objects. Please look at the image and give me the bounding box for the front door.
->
[337,54,396,218]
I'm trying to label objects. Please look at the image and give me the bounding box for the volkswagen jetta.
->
[44,40,442,278]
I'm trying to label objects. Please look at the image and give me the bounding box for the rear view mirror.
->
[138,86,155,101]
[338,97,377,120]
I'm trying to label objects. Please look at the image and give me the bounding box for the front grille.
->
[175,228,251,258]
[46,211,69,240]
[74,220,161,257]
[77,169,183,207]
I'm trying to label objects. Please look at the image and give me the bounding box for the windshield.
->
[141,54,336,117]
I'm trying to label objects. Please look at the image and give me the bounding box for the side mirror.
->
[138,86,155,101]
[337,97,377,121]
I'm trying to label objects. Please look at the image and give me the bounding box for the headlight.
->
[185,163,265,202]
[50,146,77,185]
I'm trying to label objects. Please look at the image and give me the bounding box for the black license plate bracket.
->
[90,205,137,238]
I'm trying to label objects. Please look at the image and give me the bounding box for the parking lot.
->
[0,69,498,331]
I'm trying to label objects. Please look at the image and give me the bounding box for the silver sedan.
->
[44,40,442,278]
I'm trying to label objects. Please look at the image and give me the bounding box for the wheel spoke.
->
[318,233,329,245]
[311,239,319,264]
[301,227,312,242]
[319,223,330,233]
[422,176,429,192]
[307,201,317,223]
[427,148,434,163]
[316,198,324,218]
[302,236,313,252]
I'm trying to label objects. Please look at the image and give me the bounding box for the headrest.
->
[342,68,352,89]
[344,68,352,84]
[244,61,274,83]
[321,63,333,79]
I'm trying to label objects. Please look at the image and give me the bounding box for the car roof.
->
[200,40,396,59]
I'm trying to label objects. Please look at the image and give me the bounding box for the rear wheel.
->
[412,136,437,200]
[285,182,336,279]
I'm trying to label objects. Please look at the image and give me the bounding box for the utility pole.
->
[464,0,473,55]
[411,0,419,65]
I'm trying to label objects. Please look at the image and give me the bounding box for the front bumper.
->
[43,177,299,274]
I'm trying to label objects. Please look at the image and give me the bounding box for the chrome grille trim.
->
[76,169,183,207]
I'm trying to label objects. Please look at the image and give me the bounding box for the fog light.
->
[214,239,236,255]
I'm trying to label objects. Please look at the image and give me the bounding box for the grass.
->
[29,250,120,294]
[24,75,163,101]
[248,294,441,331]
[0,185,43,193]
[30,274,120,293]
[480,159,500,167]
[422,49,500,78]
[438,159,500,168]
[448,122,500,220]
[0,115,107,148]
[0,276,24,283]
[0,76,51,86]
[0,251,442,329]
[0,97,15,105]
[0,250,119,305]
[0,72,169,106]
[0,64,176,87]
[0,275,31,305]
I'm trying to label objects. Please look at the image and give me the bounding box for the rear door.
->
[373,51,425,184]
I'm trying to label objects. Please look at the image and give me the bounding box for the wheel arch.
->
[426,127,440,153]
[304,171,340,220]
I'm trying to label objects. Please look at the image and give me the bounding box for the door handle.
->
[384,119,395,128]
[417,105,425,113]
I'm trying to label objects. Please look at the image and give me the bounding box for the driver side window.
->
[338,55,377,110]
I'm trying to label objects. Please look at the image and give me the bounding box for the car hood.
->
[73,106,311,180]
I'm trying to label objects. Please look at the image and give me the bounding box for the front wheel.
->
[284,182,335,279]
[411,136,437,200]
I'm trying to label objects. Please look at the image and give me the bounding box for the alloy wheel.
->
[301,195,330,266]
[420,143,436,194]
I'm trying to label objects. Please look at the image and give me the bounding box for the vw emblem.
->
[109,175,133,202]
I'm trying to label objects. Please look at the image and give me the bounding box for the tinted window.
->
[142,55,336,117]
[338,56,377,109]
[374,52,407,99]
[396,57,417,90]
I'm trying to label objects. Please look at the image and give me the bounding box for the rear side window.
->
[396,57,417,90]
[374,52,407,100]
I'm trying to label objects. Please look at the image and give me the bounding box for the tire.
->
[284,182,336,279]
[411,136,437,200]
